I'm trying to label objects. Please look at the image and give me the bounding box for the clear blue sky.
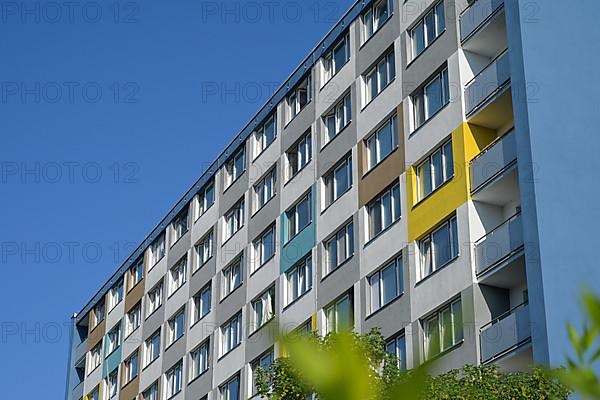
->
[0,0,354,397]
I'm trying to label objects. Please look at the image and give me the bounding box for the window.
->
[92,302,105,328]
[410,0,445,58]
[222,257,243,298]
[254,168,276,213]
[142,382,158,400]
[386,334,406,371]
[323,92,351,144]
[220,374,240,400]
[363,50,395,105]
[167,309,185,346]
[107,369,118,398]
[125,303,141,337]
[362,0,392,43]
[143,330,161,367]
[417,139,453,199]
[194,230,214,272]
[286,256,312,305]
[123,351,139,385]
[369,255,403,313]
[324,221,354,275]
[250,350,274,396]
[221,312,242,356]
[196,180,215,219]
[88,386,99,400]
[146,281,163,318]
[225,147,246,188]
[189,340,209,380]
[365,114,398,171]
[367,183,401,240]
[192,283,211,324]
[88,343,102,374]
[286,130,312,181]
[224,199,245,241]
[413,67,449,129]
[286,192,312,240]
[149,232,166,266]
[171,208,189,246]
[106,324,121,355]
[108,280,123,311]
[165,361,183,398]
[287,74,312,122]
[168,257,187,296]
[254,114,277,158]
[251,225,276,274]
[323,154,352,208]
[324,293,353,334]
[322,32,350,84]
[424,299,463,360]
[128,258,144,290]
[418,216,458,280]
[251,287,275,332]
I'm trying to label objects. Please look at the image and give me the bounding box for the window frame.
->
[365,113,398,171]
[285,255,313,306]
[250,349,274,396]
[363,49,395,107]
[194,229,214,272]
[224,147,246,189]
[168,257,187,297]
[107,279,123,312]
[146,280,163,318]
[412,66,450,130]
[254,114,277,159]
[195,180,215,220]
[148,232,166,267]
[128,258,144,291]
[106,323,121,356]
[220,373,241,400]
[170,208,189,247]
[220,312,242,357]
[322,153,353,210]
[410,0,446,59]
[122,350,139,386]
[322,92,352,145]
[167,308,186,347]
[285,130,312,182]
[423,299,463,360]
[189,339,210,381]
[322,32,351,85]
[323,220,354,276]
[366,182,401,241]
[252,224,276,274]
[143,330,161,368]
[286,73,312,124]
[224,198,245,242]
[253,167,277,214]
[416,139,454,201]
[221,256,243,299]
[124,302,141,338]
[324,292,353,334]
[418,215,459,281]
[192,283,212,325]
[368,255,403,314]
[251,286,275,333]
[286,191,312,241]
[165,360,183,399]
[386,333,407,371]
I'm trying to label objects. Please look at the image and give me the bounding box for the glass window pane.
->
[378,122,393,162]
[347,223,354,257]
[442,68,450,105]
[414,92,425,127]
[441,307,453,349]
[413,22,425,56]
[452,301,463,342]
[382,191,392,229]
[443,141,453,180]
[337,296,352,331]
[381,263,397,305]
[432,224,451,269]
[426,316,440,358]
[370,274,381,312]
[392,184,400,221]
[297,196,310,231]
[425,10,435,46]
[435,2,445,35]
[432,150,443,189]
[369,201,382,238]
[425,76,443,118]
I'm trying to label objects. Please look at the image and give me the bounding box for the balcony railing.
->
[460,0,505,42]
[480,301,531,363]
[474,212,523,275]
[465,49,510,115]
[470,129,517,192]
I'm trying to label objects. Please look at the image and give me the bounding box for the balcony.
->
[471,129,517,193]
[465,49,510,117]
[461,0,505,44]
[474,213,523,276]
[480,302,531,364]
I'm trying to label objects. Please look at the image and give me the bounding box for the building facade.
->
[65,0,600,399]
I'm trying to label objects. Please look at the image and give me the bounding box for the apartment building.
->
[65,0,600,399]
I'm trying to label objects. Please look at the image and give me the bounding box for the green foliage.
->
[555,292,600,398]
[256,327,568,400]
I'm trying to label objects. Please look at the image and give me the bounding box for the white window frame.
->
[148,232,166,267]
[323,221,354,276]
[365,114,398,171]
[195,180,215,220]
[322,32,350,84]
[416,139,454,200]
[410,0,445,59]
[323,92,352,145]
[220,374,241,400]
[324,293,353,334]
[253,167,276,213]
[106,323,121,355]
[286,130,312,181]
[165,361,183,398]
[254,114,277,159]
[323,153,353,209]
[225,147,246,188]
[192,283,212,324]
[251,286,275,333]
[88,386,99,400]
[128,258,144,291]
[386,333,407,371]
[286,192,312,241]
[224,199,245,241]
[124,303,141,337]
[252,224,276,273]
[92,302,105,328]
[146,280,163,318]
[412,66,450,129]
[220,312,242,356]
[194,230,214,272]
[167,309,185,347]
[363,50,395,106]
[418,215,458,280]
[190,340,210,381]
[108,279,123,311]
[366,182,401,241]
[286,256,313,305]
[286,74,312,123]
[87,343,102,374]
[424,299,463,360]
[107,369,118,399]
[168,257,187,297]
[250,350,274,396]
[368,255,403,314]
[123,351,139,385]
[142,382,158,400]
[143,330,161,368]
[222,257,243,299]
[170,208,189,246]
[361,0,393,43]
